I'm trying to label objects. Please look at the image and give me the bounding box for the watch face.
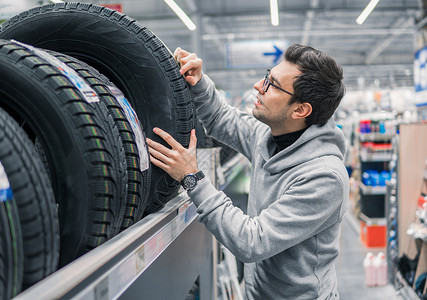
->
[182,174,197,190]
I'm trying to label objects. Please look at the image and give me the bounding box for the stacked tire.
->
[0,107,58,298]
[0,157,23,299]
[0,39,129,266]
[0,1,194,214]
[0,2,194,296]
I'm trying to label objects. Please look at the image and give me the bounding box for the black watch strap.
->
[194,170,205,181]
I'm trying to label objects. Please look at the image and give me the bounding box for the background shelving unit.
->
[386,177,399,288]
[393,123,427,299]
[396,271,422,300]
[360,182,387,195]
[358,132,394,219]
[350,114,398,249]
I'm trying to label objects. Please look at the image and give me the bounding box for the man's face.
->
[252,60,301,133]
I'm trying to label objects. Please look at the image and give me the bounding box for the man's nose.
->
[254,78,264,94]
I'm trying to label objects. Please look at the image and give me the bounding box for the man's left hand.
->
[147,128,198,182]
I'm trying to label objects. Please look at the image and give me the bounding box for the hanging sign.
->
[226,40,289,69]
[414,45,427,106]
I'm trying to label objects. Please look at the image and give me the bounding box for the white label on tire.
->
[108,86,150,172]
[12,40,100,103]
[0,161,12,202]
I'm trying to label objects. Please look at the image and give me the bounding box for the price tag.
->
[108,256,137,297]
[0,162,12,202]
[108,86,149,171]
[12,40,100,103]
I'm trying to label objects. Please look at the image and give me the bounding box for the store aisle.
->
[336,212,402,300]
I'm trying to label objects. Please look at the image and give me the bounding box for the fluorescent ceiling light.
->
[356,0,380,25]
[164,0,197,31]
[270,0,279,26]
[50,0,64,3]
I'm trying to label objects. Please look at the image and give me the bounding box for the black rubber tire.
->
[0,2,194,214]
[0,107,59,289]
[0,39,126,266]
[46,49,151,229]
[0,170,23,299]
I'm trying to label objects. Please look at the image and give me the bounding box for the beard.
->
[252,107,270,125]
[252,105,293,132]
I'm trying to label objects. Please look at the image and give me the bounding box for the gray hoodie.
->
[188,75,349,300]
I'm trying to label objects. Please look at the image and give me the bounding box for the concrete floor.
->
[336,212,403,300]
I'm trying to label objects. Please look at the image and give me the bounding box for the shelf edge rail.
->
[13,192,196,300]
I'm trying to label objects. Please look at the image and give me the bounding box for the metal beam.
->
[200,28,415,40]
[183,0,198,13]
[365,17,414,64]
[206,63,413,73]
[183,0,227,63]
[130,7,418,21]
[301,0,319,45]
[202,7,419,18]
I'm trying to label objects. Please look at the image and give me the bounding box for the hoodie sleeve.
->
[190,74,267,161]
[188,167,348,263]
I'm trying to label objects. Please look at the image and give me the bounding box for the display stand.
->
[396,271,422,300]
[397,124,427,258]
[394,123,427,299]
[12,149,249,300]
[386,179,399,286]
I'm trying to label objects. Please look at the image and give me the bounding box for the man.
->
[146,44,349,299]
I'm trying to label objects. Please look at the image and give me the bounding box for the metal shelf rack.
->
[359,182,387,195]
[14,193,212,300]
[13,151,250,300]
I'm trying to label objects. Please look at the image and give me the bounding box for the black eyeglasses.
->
[263,69,294,96]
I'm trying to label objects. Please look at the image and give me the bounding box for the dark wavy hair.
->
[285,44,346,126]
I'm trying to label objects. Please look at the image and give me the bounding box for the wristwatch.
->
[181,170,205,192]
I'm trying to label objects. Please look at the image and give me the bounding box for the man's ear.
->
[292,102,312,119]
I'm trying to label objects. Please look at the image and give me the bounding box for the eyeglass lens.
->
[263,70,270,92]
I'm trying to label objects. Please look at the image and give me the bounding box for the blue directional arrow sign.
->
[226,40,288,69]
[414,45,427,92]
[263,45,283,64]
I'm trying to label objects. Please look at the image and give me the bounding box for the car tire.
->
[0,162,23,299]
[0,107,60,289]
[0,39,127,266]
[46,49,151,229]
[0,2,194,214]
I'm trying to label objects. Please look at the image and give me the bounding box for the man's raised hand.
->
[146,128,198,182]
[173,47,203,86]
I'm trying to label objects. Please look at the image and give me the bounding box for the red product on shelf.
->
[418,194,426,209]
[360,120,372,133]
[360,217,386,248]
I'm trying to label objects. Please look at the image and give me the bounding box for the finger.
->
[149,154,169,172]
[185,75,199,86]
[179,54,198,71]
[180,59,202,75]
[189,129,197,150]
[153,128,182,149]
[176,49,192,66]
[146,137,174,157]
[173,47,181,60]
[147,145,173,165]
[179,53,197,65]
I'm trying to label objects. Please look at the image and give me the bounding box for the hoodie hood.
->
[258,118,346,174]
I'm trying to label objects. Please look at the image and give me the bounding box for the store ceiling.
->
[0,0,422,97]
